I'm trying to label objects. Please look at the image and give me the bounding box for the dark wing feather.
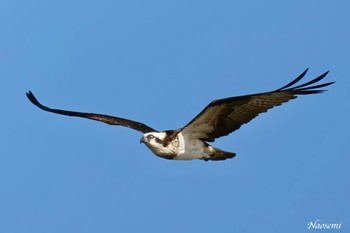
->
[26,91,156,134]
[181,69,334,142]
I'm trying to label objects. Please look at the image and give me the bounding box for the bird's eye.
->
[148,135,155,140]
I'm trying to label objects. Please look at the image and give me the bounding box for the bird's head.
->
[140,131,178,159]
[140,132,166,146]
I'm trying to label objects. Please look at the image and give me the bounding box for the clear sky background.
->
[1,1,349,232]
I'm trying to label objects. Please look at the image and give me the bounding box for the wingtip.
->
[323,70,330,77]
[276,68,309,91]
[26,90,41,107]
[26,90,33,98]
[26,90,34,99]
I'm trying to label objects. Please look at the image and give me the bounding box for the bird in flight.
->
[27,69,333,161]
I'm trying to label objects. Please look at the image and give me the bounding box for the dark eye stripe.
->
[155,138,162,144]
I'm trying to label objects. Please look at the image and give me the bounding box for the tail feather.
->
[204,145,236,161]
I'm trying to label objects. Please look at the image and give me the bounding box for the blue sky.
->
[1,0,349,232]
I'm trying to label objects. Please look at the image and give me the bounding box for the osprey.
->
[27,69,333,161]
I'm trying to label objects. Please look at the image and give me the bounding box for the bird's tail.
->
[204,145,236,161]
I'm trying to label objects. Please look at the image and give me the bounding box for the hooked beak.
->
[140,136,146,144]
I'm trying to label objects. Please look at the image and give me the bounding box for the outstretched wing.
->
[181,69,334,142]
[26,91,156,134]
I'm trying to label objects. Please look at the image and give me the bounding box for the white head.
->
[140,132,166,145]
[140,131,179,159]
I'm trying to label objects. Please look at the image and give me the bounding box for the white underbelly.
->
[173,133,209,160]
